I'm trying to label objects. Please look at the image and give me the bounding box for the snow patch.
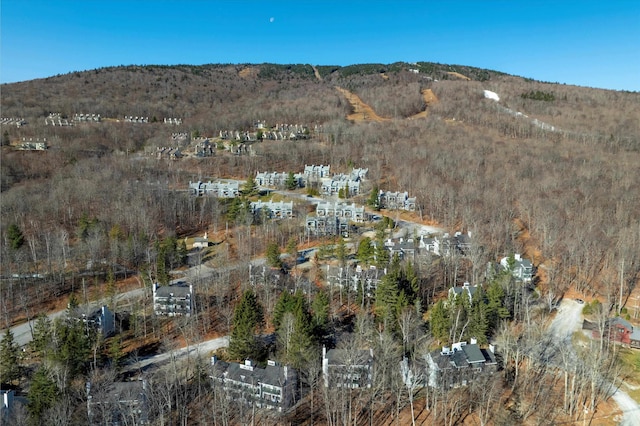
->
[483,90,500,101]
[484,90,500,102]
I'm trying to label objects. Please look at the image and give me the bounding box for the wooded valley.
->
[1,62,639,425]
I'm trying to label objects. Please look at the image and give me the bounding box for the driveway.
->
[549,299,640,426]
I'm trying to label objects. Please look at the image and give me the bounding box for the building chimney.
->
[211,355,217,365]
[515,254,521,261]
[489,344,496,353]
[470,337,477,345]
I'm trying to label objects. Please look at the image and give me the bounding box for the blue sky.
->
[2,1,639,91]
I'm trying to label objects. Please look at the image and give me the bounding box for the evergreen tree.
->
[49,296,93,381]
[228,290,264,360]
[335,237,347,268]
[430,300,451,343]
[226,197,249,223]
[274,291,314,368]
[155,240,169,285]
[108,336,124,369]
[486,280,510,331]
[357,237,374,264]
[7,223,24,251]
[0,328,21,384]
[468,286,489,343]
[375,236,390,267]
[30,314,52,356]
[266,241,283,269]
[285,172,298,190]
[273,291,293,330]
[27,366,58,423]
[367,185,380,210]
[241,175,258,196]
[311,290,330,338]
[286,237,297,268]
[374,273,399,329]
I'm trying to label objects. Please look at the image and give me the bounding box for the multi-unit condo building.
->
[378,190,416,211]
[320,175,361,197]
[152,282,193,317]
[426,340,498,388]
[322,346,374,388]
[500,253,533,283]
[254,171,305,188]
[188,180,240,198]
[74,305,116,338]
[250,200,294,219]
[210,358,297,412]
[419,231,472,257]
[86,380,149,425]
[304,164,331,180]
[306,202,365,236]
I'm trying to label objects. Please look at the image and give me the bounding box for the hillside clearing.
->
[335,86,391,123]
[447,71,471,80]
[409,88,439,119]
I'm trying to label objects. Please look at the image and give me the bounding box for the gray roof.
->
[610,317,633,331]
[462,344,485,364]
[431,343,494,369]
[212,360,290,387]
[154,283,191,298]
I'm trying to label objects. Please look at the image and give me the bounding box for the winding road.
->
[549,299,640,426]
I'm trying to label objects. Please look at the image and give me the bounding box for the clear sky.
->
[2,0,639,91]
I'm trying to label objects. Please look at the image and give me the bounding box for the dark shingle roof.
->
[462,344,485,363]
[155,283,191,298]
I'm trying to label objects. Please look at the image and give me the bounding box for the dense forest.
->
[1,62,639,425]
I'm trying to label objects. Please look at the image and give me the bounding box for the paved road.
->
[2,287,146,347]
[549,299,640,426]
[122,335,229,374]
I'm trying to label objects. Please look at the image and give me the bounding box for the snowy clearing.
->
[483,90,500,101]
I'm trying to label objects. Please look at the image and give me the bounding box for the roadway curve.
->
[549,300,640,426]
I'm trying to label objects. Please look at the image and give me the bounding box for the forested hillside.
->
[1,62,639,425]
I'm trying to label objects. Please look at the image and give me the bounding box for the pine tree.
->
[266,241,283,269]
[375,273,399,329]
[430,300,451,344]
[375,237,390,267]
[486,280,510,332]
[241,175,258,196]
[228,290,264,360]
[273,291,293,329]
[30,314,52,356]
[0,328,21,384]
[7,223,24,251]
[275,292,314,368]
[357,237,374,264]
[286,237,297,268]
[51,299,93,380]
[311,290,330,337]
[108,336,124,369]
[27,366,58,423]
[368,185,380,210]
[468,286,489,343]
[285,172,298,190]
